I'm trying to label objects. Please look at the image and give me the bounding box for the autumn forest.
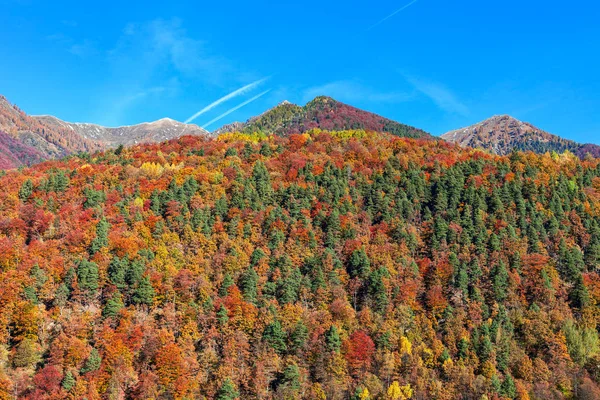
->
[1,129,600,400]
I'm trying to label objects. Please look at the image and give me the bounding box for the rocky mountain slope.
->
[0,95,102,160]
[442,115,600,159]
[215,96,432,139]
[0,130,45,169]
[34,116,208,148]
[0,95,209,167]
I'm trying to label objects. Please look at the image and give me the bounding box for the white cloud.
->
[110,18,233,83]
[402,74,469,116]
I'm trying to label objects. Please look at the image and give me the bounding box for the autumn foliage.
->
[0,130,599,399]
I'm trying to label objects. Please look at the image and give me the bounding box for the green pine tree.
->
[81,348,102,374]
[61,371,76,392]
[216,378,239,400]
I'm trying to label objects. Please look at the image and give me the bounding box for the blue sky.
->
[0,0,599,143]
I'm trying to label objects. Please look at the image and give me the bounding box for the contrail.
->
[202,89,272,129]
[185,77,268,123]
[367,0,419,31]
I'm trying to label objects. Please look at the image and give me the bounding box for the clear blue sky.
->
[0,0,599,143]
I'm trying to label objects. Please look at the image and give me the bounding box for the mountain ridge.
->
[442,114,600,159]
[214,96,433,139]
[0,95,210,165]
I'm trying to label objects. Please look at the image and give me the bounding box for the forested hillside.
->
[1,129,600,399]
[216,97,432,140]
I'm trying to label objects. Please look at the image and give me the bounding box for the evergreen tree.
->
[108,256,128,290]
[19,179,33,201]
[132,276,155,306]
[289,321,309,352]
[348,248,371,279]
[217,304,229,326]
[61,371,75,391]
[81,348,102,374]
[263,319,287,354]
[501,374,517,399]
[239,267,258,303]
[216,378,239,400]
[279,362,301,391]
[76,259,99,296]
[89,217,110,255]
[325,326,342,353]
[492,261,509,302]
[103,292,123,318]
[219,273,234,297]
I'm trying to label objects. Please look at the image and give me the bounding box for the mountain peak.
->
[0,93,210,166]
[442,115,578,156]
[214,96,431,139]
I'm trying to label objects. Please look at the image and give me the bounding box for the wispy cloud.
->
[367,0,419,31]
[402,74,469,116]
[111,18,234,83]
[303,80,413,104]
[47,34,97,58]
[185,78,269,123]
[201,90,271,129]
[68,40,98,57]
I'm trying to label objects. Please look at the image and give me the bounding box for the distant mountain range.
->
[0,95,208,168]
[442,115,600,159]
[1,94,598,169]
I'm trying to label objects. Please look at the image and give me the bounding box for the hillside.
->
[442,115,600,158]
[216,96,432,139]
[34,116,209,148]
[0,95,209,167]
[1,130,600,399]
[0,130,45,169]
[0,96,102,159]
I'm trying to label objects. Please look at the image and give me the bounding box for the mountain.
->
[0,130,45,169]
[442,114,600,158]
[215,96,433,139]
[0,95,209,167]
[1,129,600,399]
[0,95,102,159]
[33,116,208,148]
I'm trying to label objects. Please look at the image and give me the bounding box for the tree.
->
[76,259,99,296]
[81,348,102,374]
[216,378,239,400]
[132,276,155,306]
[108,256,128,290]
[279,361,301,391]
[500,374,516,399]
[19,179,33,201]
[217,304,229,326]
[386,381,413,400]
[219,273,234,297]
[344,331,375,374]
[89,216,110,255]
[348,248,371,279]
[326,326,342,353]
[290,321,309,352]
[61,371,75,392]
[492,261,509,302]
[263,319,287,354]
[239,267,258,303]
[103,292,124,318]
[12,338,40,368]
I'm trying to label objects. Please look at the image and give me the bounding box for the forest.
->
[1,129,600,399]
